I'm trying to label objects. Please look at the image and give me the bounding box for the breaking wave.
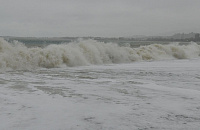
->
[0,38,200,70]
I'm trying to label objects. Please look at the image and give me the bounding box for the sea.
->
[0,37,200,130]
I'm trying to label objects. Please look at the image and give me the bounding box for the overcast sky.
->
[0,0,200,37]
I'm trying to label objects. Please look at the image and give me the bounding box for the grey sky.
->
[0,0,200,37]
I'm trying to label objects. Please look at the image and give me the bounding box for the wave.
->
[0,38,200,70]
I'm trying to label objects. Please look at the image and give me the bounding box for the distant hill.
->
[170,32,196,39]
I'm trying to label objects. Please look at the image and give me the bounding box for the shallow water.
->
[0,59,200,130]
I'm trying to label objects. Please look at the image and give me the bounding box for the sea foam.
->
[0,38,199,70]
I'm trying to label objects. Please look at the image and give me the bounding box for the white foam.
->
[0,38,200,70]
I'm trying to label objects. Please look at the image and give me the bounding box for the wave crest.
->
[0,38,199,70]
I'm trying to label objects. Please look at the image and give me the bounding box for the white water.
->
[0,59,200,130]
[0,38,200,129]
[0,38,200,70]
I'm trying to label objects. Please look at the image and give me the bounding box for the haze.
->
[0,0,200,37]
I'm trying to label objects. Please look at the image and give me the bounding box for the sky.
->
[0,0,200,37]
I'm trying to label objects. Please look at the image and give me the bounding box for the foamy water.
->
[0,38,200,70]
[0,38,200,130]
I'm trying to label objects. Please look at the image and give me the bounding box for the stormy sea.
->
[0,37,200,130]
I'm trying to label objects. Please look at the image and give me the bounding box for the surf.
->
[0,38,200,70]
